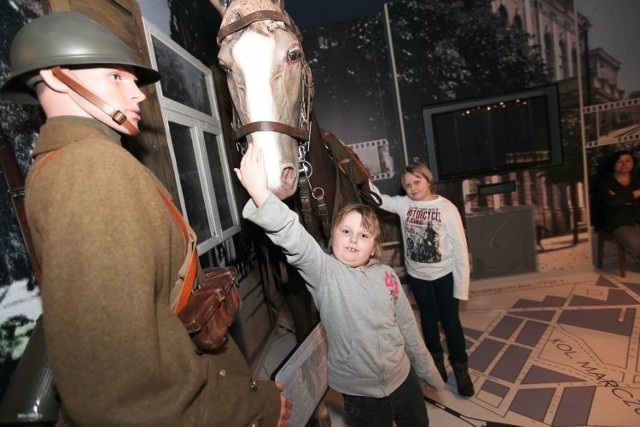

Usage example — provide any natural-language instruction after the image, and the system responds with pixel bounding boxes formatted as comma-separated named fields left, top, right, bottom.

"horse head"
left=210, top=1, right=379, bottom=344
left=211, top=0, right=313, bottom=200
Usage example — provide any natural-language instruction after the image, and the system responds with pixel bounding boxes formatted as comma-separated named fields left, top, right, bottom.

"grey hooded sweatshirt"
left=244, top=193, right=445, bottom=397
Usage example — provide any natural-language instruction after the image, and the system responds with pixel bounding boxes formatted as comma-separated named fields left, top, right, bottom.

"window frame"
left=143, top=19, right=240, bottom=253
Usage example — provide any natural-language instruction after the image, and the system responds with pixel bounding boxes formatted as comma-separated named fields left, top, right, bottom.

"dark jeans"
left=407, top=273, right=468, bottom=363
left=342, top=369, right=429, bottom=427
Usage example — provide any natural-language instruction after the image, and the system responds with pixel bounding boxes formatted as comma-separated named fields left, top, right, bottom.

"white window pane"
left=168, top=122, right=211, bottom=241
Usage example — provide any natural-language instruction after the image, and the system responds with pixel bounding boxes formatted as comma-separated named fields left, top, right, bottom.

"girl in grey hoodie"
left=235, top=144, right=444, bottom=426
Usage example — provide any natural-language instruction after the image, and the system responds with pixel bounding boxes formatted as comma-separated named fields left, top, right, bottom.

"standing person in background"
left=594, top=150, right=640, bottom=259
left=0, top=12, right=290, bottom=425
left=370, top=162, right=475, bottom=397
left=235, top=144, right=445, bottom=427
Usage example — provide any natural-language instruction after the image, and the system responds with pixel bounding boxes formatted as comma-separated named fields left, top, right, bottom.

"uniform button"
left=218, top=369, right=227, bottom=377
left=249, top=422, right=260, bottom=427
left=249, top=378, right=258, bottom=391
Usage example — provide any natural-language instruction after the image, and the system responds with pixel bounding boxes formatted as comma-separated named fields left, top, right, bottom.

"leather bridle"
left=217, top=10, right=314, bottom=150
left=218, top=8, right=333, bottom=238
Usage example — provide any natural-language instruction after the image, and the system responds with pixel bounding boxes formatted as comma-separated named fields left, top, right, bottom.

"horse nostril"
left=282, top=167, right=295, bottom=183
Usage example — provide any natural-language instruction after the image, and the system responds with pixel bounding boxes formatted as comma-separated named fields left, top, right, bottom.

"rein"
left=298, top=149, right=331, bottom=240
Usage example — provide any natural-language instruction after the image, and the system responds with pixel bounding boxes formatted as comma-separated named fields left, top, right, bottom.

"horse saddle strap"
left=232, top=121, right=309, bottom=142
left=298, top=175, right=314, bottom=230
left=316, top=191, right=331, bottom=239
left=360, top=187, right=383, bottom=206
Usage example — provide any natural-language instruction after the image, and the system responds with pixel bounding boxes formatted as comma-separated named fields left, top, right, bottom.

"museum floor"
left=257, top=233, right=640, bottom=426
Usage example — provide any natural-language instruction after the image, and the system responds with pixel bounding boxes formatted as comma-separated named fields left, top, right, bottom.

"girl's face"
left=402, top=172, right=432, bottom=201
left=331, top=211, right=376, bottom=269
left=614, top=154, right=635, bottom=175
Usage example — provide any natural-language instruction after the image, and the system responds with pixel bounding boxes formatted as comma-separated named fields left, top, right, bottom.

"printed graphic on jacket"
left=384, top=271, right=400, bottom=302
left=404, top=206, right=442, bottom=263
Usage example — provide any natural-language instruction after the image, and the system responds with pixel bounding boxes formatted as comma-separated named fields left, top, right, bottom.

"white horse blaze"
left=233, top=31, right=290, bottom=193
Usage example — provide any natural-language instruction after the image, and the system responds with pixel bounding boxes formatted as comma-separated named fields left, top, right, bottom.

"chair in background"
left=597, top=231, right=626, bottom=277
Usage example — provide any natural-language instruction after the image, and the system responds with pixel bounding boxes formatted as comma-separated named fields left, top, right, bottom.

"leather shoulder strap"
left=154, top=189, right=199, bottom=313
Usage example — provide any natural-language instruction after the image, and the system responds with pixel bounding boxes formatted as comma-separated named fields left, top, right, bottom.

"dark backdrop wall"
left=0, top=0, right=48, bottom=400
left=302, top=13, right=402, bottom=194
left=302, top=0, right=576, bottom=217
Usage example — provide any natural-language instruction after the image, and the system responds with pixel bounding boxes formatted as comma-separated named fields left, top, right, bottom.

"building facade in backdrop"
left=493, top=0, right=579, bottom=81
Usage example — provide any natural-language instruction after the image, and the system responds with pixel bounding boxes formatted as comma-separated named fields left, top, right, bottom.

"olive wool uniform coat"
left=25, top=117, right=280, bottom=426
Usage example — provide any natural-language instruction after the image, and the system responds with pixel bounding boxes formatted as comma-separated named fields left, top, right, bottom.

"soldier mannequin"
left=1, top=12, right=291, bottom=426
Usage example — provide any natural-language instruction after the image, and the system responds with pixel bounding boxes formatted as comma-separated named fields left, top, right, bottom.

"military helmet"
left=0, top=12, right=160, bottom=104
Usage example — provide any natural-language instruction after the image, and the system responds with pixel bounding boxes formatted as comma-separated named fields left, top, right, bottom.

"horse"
left=210, top=0, right=377, bottom=342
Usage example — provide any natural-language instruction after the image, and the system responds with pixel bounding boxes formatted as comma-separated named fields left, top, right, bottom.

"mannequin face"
left=48, top=66, right=146, bottom=135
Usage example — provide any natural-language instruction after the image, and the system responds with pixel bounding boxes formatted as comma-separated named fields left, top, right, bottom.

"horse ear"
left=209, top=0, right=228, bottom=16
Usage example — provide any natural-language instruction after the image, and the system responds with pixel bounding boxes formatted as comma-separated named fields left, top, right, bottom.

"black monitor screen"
left=423, top=84, right=562, bottom=181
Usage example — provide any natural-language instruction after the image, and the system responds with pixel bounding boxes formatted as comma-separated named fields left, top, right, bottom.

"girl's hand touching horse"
left=234, top=143, right=271, bottom=207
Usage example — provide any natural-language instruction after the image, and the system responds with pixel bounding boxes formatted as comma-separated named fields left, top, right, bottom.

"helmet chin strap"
left=51, top=66, right=140, bottom=136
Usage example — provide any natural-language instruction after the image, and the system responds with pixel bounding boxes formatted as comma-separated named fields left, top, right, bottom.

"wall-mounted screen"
left=423, top=84, right=563, bottom=182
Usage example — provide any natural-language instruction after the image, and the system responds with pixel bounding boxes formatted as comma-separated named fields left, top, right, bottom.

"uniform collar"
left=33, top=116, right=122, bottom=158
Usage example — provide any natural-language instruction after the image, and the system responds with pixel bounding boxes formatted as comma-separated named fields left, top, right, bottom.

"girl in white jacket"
left=370, top=162, right=475, bottom=397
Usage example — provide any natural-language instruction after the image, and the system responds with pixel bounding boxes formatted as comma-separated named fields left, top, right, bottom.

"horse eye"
left=219, top=62, right=231, bottom=74
left=287, top=49, right=301, bottom=63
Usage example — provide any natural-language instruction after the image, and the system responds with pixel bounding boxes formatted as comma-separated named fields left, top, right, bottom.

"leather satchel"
left=178, top=266, right=242, bottom=352
left=154, top=182, right=242, bottom=353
